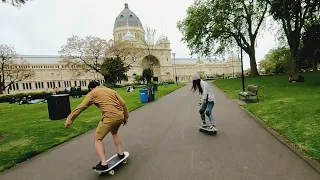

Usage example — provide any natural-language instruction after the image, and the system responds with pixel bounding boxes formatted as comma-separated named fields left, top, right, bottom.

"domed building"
left=2, top=3, right=241, bottom=95
left=112, top=3, right=174, bottom=82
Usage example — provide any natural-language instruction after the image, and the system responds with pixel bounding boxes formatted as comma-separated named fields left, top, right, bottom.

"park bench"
left=238, top=84, right=260, bottom=103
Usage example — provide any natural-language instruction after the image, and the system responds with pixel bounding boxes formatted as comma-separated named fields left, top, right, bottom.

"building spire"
left=124, top=1, right=128, bottom=8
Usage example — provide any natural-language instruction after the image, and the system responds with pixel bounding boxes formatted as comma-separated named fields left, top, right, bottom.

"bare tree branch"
left=0, top=44, right=34, bottom=94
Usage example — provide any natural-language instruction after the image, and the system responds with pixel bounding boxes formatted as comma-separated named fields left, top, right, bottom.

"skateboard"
left=198, top=125, right=217, bottom=135
left=94, top=151, right=129, bottom=175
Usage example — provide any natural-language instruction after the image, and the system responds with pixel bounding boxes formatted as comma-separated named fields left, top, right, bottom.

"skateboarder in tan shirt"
left=64, top=81, right=129, bottom=171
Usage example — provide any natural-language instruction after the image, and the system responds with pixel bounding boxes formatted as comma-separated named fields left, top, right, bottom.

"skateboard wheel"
left=109, top=170, right=115, bottom=176
left=123, top=159, right=128, bottom=164
left=98, top=172, right=102, bottom=175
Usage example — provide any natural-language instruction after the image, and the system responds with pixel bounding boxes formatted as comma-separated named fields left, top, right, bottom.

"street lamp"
left=172, top=52, right=178, bottom=86
left=235, top=7, right=245, bottom=92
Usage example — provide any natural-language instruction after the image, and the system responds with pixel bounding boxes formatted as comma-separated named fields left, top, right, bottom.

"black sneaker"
left=92, top=161, right=101, bottom=169
left=118, top=153, right=125, bottom=159
left=94, top=163, right=109, bottom=171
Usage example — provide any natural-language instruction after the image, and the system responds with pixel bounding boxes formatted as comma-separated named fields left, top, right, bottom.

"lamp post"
left=172, top=52, right=178, bottom=86
left=235, top=7, right=245, bottom=92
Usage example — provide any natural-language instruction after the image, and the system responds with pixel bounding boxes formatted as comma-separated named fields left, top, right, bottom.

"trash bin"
left=139, top=89, right=149, bottom=103
left=164, top=83, right=168, bottom=88
left=47, top=94, right=71, bottom=120
left=148, top=88, right=155, bottom=102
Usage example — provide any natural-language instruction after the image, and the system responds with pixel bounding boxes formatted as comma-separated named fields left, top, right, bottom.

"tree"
left=0, top=45, right=34, bottom=94
left=59, top=35, right=107, bottom=77
left=101, top=57, right=129, bottom=88
left=266, top=0, right=320, bottom=71
left=59, top=35, right=133, bottom=86
left=133, top=75, right=144, bottom=84
left=177, top=0, right=268, bottom=76
left=106, top=39, right=139, bottom=67
left=2, top=0, right=29, bottom=7
left=137, top=25, right=165, bottom=73
left=298, top=24, right=320, bottom=70
left=258, top=59, right=276, bottom=74
left=142, top=68, right=153, bottom=84
left=264, top=47, right=292, bottom=74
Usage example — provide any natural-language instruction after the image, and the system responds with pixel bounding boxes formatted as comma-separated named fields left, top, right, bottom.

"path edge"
left=213, top=83, right=320, bottom=175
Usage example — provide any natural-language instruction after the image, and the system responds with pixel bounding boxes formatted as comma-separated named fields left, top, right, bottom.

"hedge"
left=0, top=80, right=176, bottom=103
left=0, top=90, right=90, bottom=103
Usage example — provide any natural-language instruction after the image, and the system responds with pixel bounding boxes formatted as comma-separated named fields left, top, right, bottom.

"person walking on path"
left=191, top=73, right=216, bottom=129
left=64, top=80, right=129, bottom=171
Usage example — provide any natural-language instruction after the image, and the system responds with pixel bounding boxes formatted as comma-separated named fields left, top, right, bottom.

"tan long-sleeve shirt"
left=66, top=86, right=129, bottom=125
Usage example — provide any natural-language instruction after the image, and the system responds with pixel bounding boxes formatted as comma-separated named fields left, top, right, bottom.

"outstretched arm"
left=65, top=93, right=94, bottom=127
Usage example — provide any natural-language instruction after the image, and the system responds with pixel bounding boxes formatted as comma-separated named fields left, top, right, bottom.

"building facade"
left=4, top=3, right=241, bottom=95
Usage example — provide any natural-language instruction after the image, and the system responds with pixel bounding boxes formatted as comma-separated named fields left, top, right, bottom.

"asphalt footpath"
left=1, top=82, right=319, bottom=180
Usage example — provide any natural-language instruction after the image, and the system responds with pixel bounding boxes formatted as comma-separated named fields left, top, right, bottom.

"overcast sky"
left=0, top=0, right=280, bottom=69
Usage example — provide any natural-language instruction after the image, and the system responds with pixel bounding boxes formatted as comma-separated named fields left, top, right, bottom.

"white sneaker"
left=209, top=125, right=217, bottom=130
left=200, top=123, right=207, bottom=128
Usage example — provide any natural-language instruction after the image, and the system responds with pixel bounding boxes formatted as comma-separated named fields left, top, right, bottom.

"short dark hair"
left=88, top=81, right=100, bottom=90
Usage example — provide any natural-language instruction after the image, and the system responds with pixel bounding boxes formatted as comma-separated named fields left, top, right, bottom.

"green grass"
left=214, top=72, right=320, bottom=162
left=0, top=83, right=185, bottom=172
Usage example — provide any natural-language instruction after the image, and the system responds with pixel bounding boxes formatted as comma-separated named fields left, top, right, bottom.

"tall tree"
left=59, top=35, right=107, bottom=78
left=59, top=35, right=135, bottom=86
left=177, top=0, right=268, bottom=76
left=266, top=0, right=320, bottom=71
left=264, top=47, right=292, bottom=74
left=258, top=59, right=276, bottom=74
left=2, top=0, right=29, bottom=7
left=101, top=57, right=129, bottom=88
left=298, top=24, right=320, bottom=70
left=142, top=68, right=153, bottom=84
left=137, top=25, right=166, bottom=73
left=0, top=45, right=34, bottom=94
left=106, top=39, right=139, bottom=67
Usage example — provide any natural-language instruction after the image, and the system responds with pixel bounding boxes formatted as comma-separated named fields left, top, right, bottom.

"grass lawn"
left=0, top=83, right=185, bottom=172
left=214, top=72, right=320, bottom=162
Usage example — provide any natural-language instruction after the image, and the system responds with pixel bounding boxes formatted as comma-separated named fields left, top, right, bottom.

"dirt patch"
left=0, top=134, right=7, bottom=141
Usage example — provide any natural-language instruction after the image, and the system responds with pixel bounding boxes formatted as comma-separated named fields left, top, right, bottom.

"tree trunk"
left=248, top=44, right=259, bottom=76
left=249, top=55, right=259, bottom=76
left=104, top=75, right=116, bottom=88
left=287, top=31, right=301, bottom=72
left=290, top=47, right=300, bottom=72
left=0, top=82, right=4, bottom=94
left=313, top=50, right=320, bottom=71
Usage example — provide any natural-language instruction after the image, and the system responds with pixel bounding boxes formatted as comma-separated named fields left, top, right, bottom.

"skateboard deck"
left=94, top=151, right=129, bottom=175
left=198, top=125, right=217, bottom=135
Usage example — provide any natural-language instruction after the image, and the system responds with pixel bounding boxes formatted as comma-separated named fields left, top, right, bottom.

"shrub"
left=0, top=89, right=90, bottom=103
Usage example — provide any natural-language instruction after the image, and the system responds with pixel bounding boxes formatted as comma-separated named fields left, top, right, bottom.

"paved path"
left=1, top=83, right=319, bottom=180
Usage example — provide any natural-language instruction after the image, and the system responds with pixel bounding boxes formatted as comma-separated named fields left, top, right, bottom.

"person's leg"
left=94, top=138, right=107, bottom=165
left=205, top=101, right=215, bottom=126
left=112, top=133, right=123, bottom=155
left=199, top=102, right=207, bottom=126
left=92, top=120, right=111, bottom=170
left=110, top=120, right=124, bottom=159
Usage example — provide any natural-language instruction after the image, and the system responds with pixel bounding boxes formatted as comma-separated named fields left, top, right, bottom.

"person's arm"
left=200, top=82, right=208, bottom=103
left=65, top=92, right=94, bottom=127
left=115, top=92, right=129, bottom=120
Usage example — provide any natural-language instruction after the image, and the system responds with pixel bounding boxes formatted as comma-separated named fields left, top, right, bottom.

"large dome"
left=114, top=3, right=143, bottom=29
